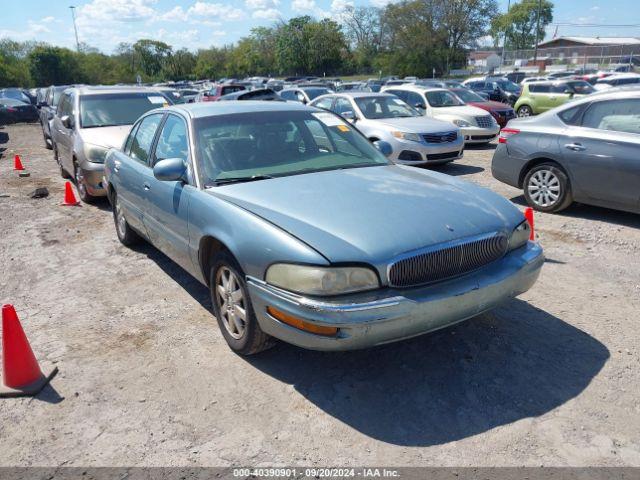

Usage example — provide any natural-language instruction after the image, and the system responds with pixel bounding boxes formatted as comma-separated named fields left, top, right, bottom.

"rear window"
left=79, top=92, right=168, bottom=128
left=221, top=86, right=246, bottom=95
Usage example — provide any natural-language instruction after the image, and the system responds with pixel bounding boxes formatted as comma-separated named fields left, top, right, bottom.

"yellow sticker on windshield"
left=336, top=125, right=350, bottom=132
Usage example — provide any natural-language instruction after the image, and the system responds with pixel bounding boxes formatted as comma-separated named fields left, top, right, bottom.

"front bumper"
left=247, top=242, right=544, bottom=351
left=461, top=126, right=500, bottom=144
left=79, top=161, right=107, bottom=197
left=388, top=137, right=464, bottom=165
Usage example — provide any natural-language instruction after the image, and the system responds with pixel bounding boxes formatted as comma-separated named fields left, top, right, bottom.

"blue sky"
left=1, top=0, right=638, bottom=53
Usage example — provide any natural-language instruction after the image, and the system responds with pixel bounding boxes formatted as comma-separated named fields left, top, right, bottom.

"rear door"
left=561, top=98, right=640, bottom=211
left=118, top=113, right=164, bottom=234
left=54, top=92, right=74, bottom=172
left=142, top=113, right=194, bottom=272
left=547, top=83, right=572, bottom=110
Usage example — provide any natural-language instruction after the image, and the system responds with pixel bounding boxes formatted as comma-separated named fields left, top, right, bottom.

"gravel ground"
left=0, top=123, right=639, bottom=467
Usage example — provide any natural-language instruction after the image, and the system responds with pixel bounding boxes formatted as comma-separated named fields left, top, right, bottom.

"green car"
left=514, top=80, right=595, bottom=117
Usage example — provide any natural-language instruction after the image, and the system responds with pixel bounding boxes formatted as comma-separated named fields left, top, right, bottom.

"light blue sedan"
left=104, top=101, right=543, bottom=355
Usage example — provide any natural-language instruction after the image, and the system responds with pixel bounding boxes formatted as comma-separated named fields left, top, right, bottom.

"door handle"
left=564, top=143, right=586, bottom=151
left=113, top=160, right=121, bottom=173
left=143, top=182, right=151, bottom=191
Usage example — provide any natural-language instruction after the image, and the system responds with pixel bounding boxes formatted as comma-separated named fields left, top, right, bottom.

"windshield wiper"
left=210, top=174, right=275, bottom=186
left=82, top=123, right=124, bottom=129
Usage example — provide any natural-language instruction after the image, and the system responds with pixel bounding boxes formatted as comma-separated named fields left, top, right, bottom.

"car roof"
left=163, top=100, right=315, bottom=119
left=385, top=84, right=447, bottom=93
left=68, top=86, right=168, bottom=96
left=331, top=91, right=394, bottom=99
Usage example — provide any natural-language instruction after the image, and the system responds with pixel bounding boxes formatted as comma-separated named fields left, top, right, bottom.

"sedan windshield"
left=425, top=90, right=465, bottom=107
left=195, top=110, right=389, bottom=186
left=80, top=93, right=168, bottom=128
left=354, top=96, right=419, bottom=119
left=450, top=88, right=486, bottom=103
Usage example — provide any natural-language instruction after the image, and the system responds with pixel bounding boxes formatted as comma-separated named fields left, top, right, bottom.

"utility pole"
left=500, top=0, right=511, bottom=72
left=532, top=0, right=542, bottom=65
left=69, top=6, right=80, bottom=52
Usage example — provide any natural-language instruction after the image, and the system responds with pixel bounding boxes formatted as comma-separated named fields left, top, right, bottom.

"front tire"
left=112, top=190, right=140, bottom=246
left=209, top=251, right=274, bottom=355
left=517, top=105, right=533, bottom=117
left=523, top=163, right=573, bottom=213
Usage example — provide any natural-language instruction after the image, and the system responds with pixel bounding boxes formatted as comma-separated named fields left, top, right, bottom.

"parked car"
left=383, top=85, right=500, bottom=144
left=266, top=80, right=285, bottom=92
left=39, top=85, right=71, bottom=149
left=104, top=101, right=543, bottom=355
left=492, top=89, right=640, bottom=214
left=337, top=82, right=368, bottom=92
left=449, top=88, right=515, bottom=128
left=197, top=84, right=247, bottom=102
left=594, top=73, right=640, bottom=90
left=520, top=77, right=548, bottom=85
left=218, top=88, right=283, bottom=101
left=50, top=86, right=173, bottom=203
left=365, top=79, right=384, bottom=92
left=0, top=88, right=32, bottom=104
left=514, top=80, right=595, bottom=117
left=463, top=78, right=521, bottom=105
left=310, top=92, right=464, bottom=165
left=279, top=86, right=333, bottom=104
left=0, top=98, right=39, bottom=124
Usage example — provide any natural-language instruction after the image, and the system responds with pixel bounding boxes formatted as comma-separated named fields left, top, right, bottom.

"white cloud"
left=253, top=8, right=282, bottom=19
left=187, top=2, right=245, bottom=21
left=331, top=0, right=353, bottom=12
left=76, top=0, right=158, bottom=26
left=369, top=0, right=398, bottom=6
left=590, top=5, right=600, bottom=11
left=154, top=6, right=189, bottom=22
left=246, top=0, right=280, bottom=9
left=291, top=0, right=317, bottom=13
left=40, top=16, right=56, bottom=24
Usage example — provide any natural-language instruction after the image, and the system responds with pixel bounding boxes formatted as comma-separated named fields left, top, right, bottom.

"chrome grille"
left=475, top=115, right=494, bottom=128
left=422, top=131, right=458, bottom=143
left=388, top=233, right=508, bottom=288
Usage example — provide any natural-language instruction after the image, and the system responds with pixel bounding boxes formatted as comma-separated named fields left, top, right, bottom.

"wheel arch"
left=518, top=157, right=569, bottom=188
left=199, top=236, right=236, bottom=287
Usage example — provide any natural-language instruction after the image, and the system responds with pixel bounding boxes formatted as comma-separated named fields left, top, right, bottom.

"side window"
left=582, top=99, right=640, bottom=134
left=406, top=91, right=423, bottom=107
left=387, top=89, right=407, bottom=102
left=558, top=104, right=583, bottom=126
left=129, top=114, right=163, bottom=165
left=333, top=98, right=354, bottom=116
left=154, top=115, right=189, bottom=165
left=314, top=96, right=334, bottom=110
left=57, top=94, right=69, bottom=116
left=124, top=123, right=141, bottom=155
left=280, top=90, right=294, bottom=100
left=551, top=83, right=569, bottom=93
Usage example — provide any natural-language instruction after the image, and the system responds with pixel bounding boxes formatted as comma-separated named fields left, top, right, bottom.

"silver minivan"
left=51, top=86, right=172, bottom=202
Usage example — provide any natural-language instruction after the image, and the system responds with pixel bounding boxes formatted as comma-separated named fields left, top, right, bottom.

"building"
left=467, top=51, right=502, bottom=72
left=537, top=37, right=640, bottom=49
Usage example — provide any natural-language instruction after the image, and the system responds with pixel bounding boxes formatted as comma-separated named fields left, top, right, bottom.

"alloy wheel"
left=518, top=106, right=532, bottom=117
left=527, top=169, right=560, bottom=208
left=115, top=196, right=127, bottom=239
left=215, top=267, right=247, bottom=340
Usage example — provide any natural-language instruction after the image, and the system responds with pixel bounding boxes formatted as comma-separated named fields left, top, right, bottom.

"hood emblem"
left=441, top=135, right=449, bottom=142
left=445, top=224, right=455, bottom=232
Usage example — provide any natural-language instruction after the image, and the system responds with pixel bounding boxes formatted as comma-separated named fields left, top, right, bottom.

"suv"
left=50, top=86, right=173, bottom=202
left=39, top=85, right=71, bottom=149
left=514, top=80, right=595, bottom=117
left=196, top=84, right=246, bottom=102
left=463, top=78, right=521, bottom=105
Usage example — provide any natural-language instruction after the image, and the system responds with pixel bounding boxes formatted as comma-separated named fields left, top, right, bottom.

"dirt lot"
left=1, top=123, right=639, bottom=467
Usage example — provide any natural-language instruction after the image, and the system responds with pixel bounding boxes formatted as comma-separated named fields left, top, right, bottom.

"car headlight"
left=453, top=119, right=471, bottom=127
left=391, top=131, right=422, bottom=142
left=266, top=264, right=380, bottom=296
left=508, top=220, right=531, bottom=251
left=83, top=143, right=108, bottom=164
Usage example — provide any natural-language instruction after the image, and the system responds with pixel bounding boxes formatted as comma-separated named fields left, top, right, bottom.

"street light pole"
left=500, top=0, right=511, bottom=72
left=533, top=0, right=542, bottom=65
left=69, top=6, right=80, bottom=52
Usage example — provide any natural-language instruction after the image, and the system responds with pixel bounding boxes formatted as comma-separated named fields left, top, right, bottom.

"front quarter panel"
left=188, top=189, right=331, bottom=284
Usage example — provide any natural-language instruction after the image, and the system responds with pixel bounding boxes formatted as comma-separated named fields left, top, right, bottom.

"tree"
left=132, top=39, right=172, bottom=78
left=341, top=6, right=384, bottom=72
left=28, top=46, right=83, bottom=85
left=490, top=0, right=554, bottom=50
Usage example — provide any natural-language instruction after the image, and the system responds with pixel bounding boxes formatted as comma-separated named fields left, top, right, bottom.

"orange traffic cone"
left=14, top=155, right=24, bottom=171
left=1, top=305, right=58, bottom=397
left=524, top=207, right=535, bottom=240
left=61, top=181, right=80, bottom=206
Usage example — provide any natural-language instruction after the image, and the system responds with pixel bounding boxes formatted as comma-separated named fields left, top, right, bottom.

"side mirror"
left=373, top=140, right=392, bottom=157
left=153, top=157, right=187, bottom=182
left=414, top=102, right=426, bottom=110
left=341, top=110, right=356, bottom=121
left=61, top=115, right=73, bottom=129
left=564, top=89, right=574, bottom=96
left=37, top=101, right=48, bottom=108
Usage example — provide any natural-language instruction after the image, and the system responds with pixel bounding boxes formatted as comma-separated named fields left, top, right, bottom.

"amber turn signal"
left=267, top=307, right=338, bottom=336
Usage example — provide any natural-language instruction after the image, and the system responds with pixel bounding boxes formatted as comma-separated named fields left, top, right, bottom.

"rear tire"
left=112, top=190, right=141, bottom=246
left=209, top=251, right=275, bottom=355
left=43, top=130, right=52, bottom=150
left=523, top=163, right=573, bottom=213
left=517, top=105, right=533, bottom=117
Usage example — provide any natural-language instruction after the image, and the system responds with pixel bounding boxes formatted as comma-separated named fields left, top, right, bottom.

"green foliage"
left=490, top=0, right=554, bottom=50
left=28, top=46, right=83, bottom=86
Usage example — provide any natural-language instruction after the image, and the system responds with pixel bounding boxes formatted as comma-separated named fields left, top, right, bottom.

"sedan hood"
left=79, top=125, right=132, bottom=149
left=373, top=116, right=457, bottom=133
left=471, top=100, right=512, bottom=111
left=208, top=165, right=523, bottom=263
left=434, top=105, right=490, bottom=119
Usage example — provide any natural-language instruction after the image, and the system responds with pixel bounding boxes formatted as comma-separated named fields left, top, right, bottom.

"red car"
left=196, top=84, right=246, bottom=102
left=449, top=88, right=515, bottom=128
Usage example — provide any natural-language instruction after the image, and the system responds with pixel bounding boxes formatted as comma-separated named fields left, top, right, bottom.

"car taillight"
left=498, top=128, right=520, bottom=144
